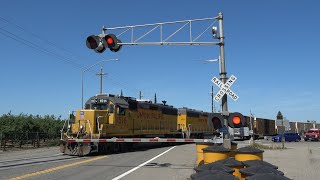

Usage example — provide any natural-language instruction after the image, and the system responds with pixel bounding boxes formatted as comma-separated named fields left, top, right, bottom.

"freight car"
left=60, top=94, right=215, bottom=156
left=243, top=116, right=320, bottom=139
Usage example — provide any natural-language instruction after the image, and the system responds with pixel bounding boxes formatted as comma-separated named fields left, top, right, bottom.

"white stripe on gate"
left=66, top=138, right=212, bottom=143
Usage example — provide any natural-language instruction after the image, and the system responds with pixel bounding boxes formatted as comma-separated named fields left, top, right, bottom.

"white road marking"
left=112, top=146, right=176, bottom=180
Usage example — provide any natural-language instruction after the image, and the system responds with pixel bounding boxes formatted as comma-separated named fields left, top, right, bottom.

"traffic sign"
left=211, top=75, right=239, bottom=102
left=276, top=119, right=290, bottom=128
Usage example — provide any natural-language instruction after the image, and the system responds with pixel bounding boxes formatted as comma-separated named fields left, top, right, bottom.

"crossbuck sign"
left=211, top=75, right=239, bottom=102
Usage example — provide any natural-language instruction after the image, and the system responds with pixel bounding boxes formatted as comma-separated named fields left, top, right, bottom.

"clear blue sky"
left=0, top=0, right=319, bottom=121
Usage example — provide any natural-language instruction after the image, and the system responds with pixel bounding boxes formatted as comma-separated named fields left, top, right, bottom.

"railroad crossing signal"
left=102, top=34, right=122, bottom=52
left=86, top=35, right=106, bottom=53
left=211, top=75, right=239, bottom=102
left=209, top=113, right=224, bottom=130
left=86, top=34, right=122, bottom=53
left=228, top=112, right=246, bottom=128
left=209, top=112, right=246, bottom=130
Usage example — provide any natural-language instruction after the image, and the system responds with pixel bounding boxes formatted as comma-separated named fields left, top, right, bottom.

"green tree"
left=277, top=111, right=283, bottom=120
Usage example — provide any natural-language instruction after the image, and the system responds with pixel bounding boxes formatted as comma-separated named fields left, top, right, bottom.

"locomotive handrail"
left=60, top=118, right=70, bottom=140
left=60, top=119, right=67, bottom=140
left=86, top=120, right=92, bottom=139
left=96, top=116, right=105, bottom=137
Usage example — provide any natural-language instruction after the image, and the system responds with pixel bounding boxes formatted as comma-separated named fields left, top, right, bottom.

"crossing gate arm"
left=65, top=137, right=223, bottom=143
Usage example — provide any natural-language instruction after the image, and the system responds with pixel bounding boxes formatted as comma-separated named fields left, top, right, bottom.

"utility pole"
left=96, top=65, right=107, bottom=94
left=139, top=91, right=143, bottom=99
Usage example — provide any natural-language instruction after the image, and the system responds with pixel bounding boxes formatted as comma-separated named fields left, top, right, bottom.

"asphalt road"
left=1, top=140, right=320, bottom=180
left=0, top=144, right=196, bottom=180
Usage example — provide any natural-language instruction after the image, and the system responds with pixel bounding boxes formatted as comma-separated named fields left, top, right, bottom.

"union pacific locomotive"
left=60, top=93, right=320, bottom=156
left=60, top=94, right=217, bottom=155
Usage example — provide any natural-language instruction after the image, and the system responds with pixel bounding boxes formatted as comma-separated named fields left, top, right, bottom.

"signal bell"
left=228, top=112, right=246, bottom=128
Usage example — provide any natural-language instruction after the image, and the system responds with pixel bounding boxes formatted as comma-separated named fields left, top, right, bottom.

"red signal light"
left=102, top=34, right=122, bottom=52
left=107, top=37, right=114, bottom=45
left=228, top=112, right=245, bottom=128
left=232, top=116, right=241, bottom=125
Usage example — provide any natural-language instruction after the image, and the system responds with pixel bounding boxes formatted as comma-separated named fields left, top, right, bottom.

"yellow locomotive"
left=60, top=93, right=214, bottom=155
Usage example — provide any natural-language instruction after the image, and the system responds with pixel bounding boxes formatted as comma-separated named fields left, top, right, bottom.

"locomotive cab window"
left=92, top=103, right=108, bottom=110
left=118, top=105, right=126, bottom=116
left=109, top=104, right=114, bottom=113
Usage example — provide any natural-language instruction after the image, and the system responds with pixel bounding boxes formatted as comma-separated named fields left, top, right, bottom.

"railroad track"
left=0, top=153, right=83, bottom=169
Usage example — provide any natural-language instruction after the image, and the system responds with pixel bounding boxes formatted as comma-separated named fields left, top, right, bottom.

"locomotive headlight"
left=80, top=125, right=83, bottom=129
left=68, top=124, right=71, bottom=129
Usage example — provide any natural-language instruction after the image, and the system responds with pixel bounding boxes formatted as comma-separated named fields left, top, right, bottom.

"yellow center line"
left=8, top=156, right=108, bottom=180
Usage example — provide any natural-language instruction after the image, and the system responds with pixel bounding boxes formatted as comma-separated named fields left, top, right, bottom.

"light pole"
left=203, top=57, right=219, bottom=113
left=81, top=59, right=119, bottom=109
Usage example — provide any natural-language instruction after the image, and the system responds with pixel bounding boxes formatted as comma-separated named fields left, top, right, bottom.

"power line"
left=0, top=20, right=143, bottom=96
left=0, top=27, right=84, bottom=69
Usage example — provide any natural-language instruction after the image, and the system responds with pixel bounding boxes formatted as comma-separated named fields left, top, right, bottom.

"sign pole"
left=282, top=119, right=285, bottom=149
left=217, top=12, right=231, bottom=148
left=211, top=85, right=214, bottom=113
left=218, top=12, right=228, bottom=114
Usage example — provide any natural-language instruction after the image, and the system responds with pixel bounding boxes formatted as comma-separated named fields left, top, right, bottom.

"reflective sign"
left=211, top=75, right=239, bottom=102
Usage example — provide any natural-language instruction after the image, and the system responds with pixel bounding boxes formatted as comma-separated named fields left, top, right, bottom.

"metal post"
left=211, top=85, right=214, bottom=113
left=218, top=12, right=230, bottom=145
left=249, top=114, right=252, bottom=145
left=282, top=119, right=285, bottom=149
left=100, top=66, right=103, bottom=94
left=218, top=12, right=228, bottom=113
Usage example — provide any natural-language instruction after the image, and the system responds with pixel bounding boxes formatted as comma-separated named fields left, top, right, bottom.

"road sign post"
left=276, top=119, right=289, bottom=149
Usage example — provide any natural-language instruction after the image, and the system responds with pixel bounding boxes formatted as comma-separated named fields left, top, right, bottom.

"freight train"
left=60, top=94, right=216, bottom=156
left=243, top=116, right=320, bottom=139
left=60, top=93, right=319, bottom=156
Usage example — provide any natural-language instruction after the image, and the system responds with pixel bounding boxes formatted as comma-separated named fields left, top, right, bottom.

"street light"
left=202, top=57, right=219, bottom=64
left=81, top=59, right=119, bottom=109
left=203, top=56, right=219, bottom=113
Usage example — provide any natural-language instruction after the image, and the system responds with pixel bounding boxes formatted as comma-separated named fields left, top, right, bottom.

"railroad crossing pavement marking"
left=112, top=146, right=176, bottom=180
left=8, top=155, right=108, bottom=180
